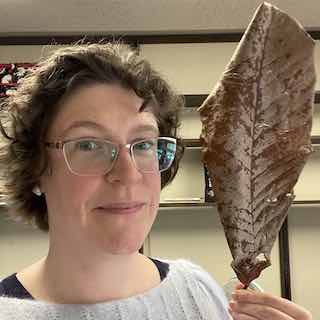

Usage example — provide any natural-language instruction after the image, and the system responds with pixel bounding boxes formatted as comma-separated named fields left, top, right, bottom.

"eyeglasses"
left=44, top=137, right=177, bottom=176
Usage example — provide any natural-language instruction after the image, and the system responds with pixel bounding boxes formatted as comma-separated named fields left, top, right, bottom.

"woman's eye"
left=135, top=140, right=155, bottom=151
left=76, top=140, right=101, bottom=151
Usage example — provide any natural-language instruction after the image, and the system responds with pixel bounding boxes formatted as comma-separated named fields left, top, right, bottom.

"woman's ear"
left=38, top=164, right=53, bottom=195
left=32, top=185, right=42, bottom=196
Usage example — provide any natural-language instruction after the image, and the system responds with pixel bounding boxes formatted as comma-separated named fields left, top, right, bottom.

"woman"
left=0, top=43, right=312, bottom=319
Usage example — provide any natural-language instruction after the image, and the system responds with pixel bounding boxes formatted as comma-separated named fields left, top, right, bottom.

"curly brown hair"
left=0, top=41, right=185, bottom=231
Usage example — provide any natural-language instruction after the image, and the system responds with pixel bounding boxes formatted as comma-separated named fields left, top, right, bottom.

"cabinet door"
left=316, top=41, right=320, bottom=91
left=288, top=205, right=320, bottom=320
left=140, top=43, right=238, bottom=94
left=148, top=206, right=282, bottom=296
left=160, top=147, right=204, bottom=204
left=294, top=145, right=320, bottom=201
left=140, top=41, right=320, bottom=93
left=179, top=100, right=319, bottom=139
left=312, top=101, right=320, bottom=136
left=0, top=211, right=49, bottom=279
left=178, top=108, right=202, bottom=140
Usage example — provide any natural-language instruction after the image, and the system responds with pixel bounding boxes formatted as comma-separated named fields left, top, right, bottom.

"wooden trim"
left=183, top=139, right=202, bottom=148
left=312, top=136, right=320, bottom=144
left=135, top=33, right=244, bottom=44
left=0, top=35, right=136, bottom=46
left=309, top=30, right=320, bottom=40
left=278, top=217, right=292, bottom=300
left=1, top=29, right=319, bottom=45
left=0, top=33, right=245, bottom=45
left=184, top=95, right=207, bottom=108
left=291, top=200, right=320, bottom=205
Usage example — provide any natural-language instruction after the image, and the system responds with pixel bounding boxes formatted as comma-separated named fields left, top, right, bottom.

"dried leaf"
left=198, top=2, right=316, bottom=287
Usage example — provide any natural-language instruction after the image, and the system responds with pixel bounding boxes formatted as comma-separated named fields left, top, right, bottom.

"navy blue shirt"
left=0, top=257, right=169, bottom=300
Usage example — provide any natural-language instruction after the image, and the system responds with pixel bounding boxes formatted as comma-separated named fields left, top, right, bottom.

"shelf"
left=160, top=200, right=320, bottom=208
left=183, top=91, right=320, bottom=108
left=181, top=92, right=320, bottom=140
left=1, top=201, right=318, bottom=210
left=160, top=202, right=214, bottom=208
left=182, top=139, right=202, bottom=148
left=312, top=136, right=320, bottom=144
left=183, top=137, right=320, bottom=148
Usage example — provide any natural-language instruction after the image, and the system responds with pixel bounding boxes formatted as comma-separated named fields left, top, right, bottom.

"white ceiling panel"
left=0, top=1, right=319, bottom=36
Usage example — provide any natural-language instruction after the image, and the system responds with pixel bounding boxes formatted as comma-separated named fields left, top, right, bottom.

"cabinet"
left=0, top=212, right=49, bottom=278
left=288, top=204, right=320, bottom=316
left=0, top=39, right=319, bottom=317
left=141, top=42, right=320, bottom=307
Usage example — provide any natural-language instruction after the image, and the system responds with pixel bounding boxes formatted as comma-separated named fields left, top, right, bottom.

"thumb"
left=234, top=282, right=245, bottom=290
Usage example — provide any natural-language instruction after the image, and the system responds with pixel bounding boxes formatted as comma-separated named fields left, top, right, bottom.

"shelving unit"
left=0, top=32, right=319, bottom=311
left=148, top=39, right=320, bottom=300
left=160, top=92, right=320, bottom=207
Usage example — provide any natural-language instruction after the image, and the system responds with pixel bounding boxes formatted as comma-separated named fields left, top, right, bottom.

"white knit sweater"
left=0, top=259, right=231, bottom=320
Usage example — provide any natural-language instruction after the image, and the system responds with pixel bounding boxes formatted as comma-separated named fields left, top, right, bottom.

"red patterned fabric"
left=0, top=63, right=34, bottom=97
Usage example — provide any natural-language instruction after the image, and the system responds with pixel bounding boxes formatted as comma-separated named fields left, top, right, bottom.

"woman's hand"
left=228, top=283, right=312, bottom=320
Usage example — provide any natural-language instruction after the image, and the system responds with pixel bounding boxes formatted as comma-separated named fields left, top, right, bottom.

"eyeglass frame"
left=44, top=136, right=177, bottom=176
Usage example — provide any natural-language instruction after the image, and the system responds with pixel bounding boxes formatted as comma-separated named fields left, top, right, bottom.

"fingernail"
left=228, top=307, right=236, bottom=315
left=233, top=289, right=246, bottom=297
left=229, top=300, right=237, bottom=308
left=231, top=292, right=239, bottom=300
left=229, top=309, right=239, bottom=318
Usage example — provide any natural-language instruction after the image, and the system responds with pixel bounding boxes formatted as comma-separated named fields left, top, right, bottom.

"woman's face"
left=40, top=83, right=161, bottom=256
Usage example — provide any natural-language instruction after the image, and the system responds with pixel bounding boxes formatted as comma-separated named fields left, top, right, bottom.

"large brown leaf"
left=198, top=2, right=316, bottom=287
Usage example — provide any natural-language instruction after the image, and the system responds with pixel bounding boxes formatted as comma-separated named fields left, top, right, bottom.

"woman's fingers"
left=228, top=308, right=256, bottom=320
left=229, top=298, right=295, bottom=320
left=234, top=282, right=245, bottom=290
left=229, top=289, right=312, bottom=320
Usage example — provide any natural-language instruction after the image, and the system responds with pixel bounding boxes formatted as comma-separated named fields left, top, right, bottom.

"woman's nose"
left=104, top=146, right=142, bottom=184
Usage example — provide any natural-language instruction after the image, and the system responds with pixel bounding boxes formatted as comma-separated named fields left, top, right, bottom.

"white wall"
left=140, top=41, right=320, bottom=93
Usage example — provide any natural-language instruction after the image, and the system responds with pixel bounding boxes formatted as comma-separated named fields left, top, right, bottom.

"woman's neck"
left=16, top=250, right=160, bottom=304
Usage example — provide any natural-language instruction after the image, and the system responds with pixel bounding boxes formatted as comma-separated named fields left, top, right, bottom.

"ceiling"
left=1, top=1, right=319, bottom=36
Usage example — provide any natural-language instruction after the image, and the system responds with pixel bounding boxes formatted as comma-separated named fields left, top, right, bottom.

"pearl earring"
left=32, top=185, right=42, bottom=196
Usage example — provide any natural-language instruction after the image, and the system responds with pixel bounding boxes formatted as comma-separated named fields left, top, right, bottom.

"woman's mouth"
left=96, top=203, right=145, bottom=215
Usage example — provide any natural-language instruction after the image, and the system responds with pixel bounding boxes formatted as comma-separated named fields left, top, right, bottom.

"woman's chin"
left=97, top=237, right=145, bottom=256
